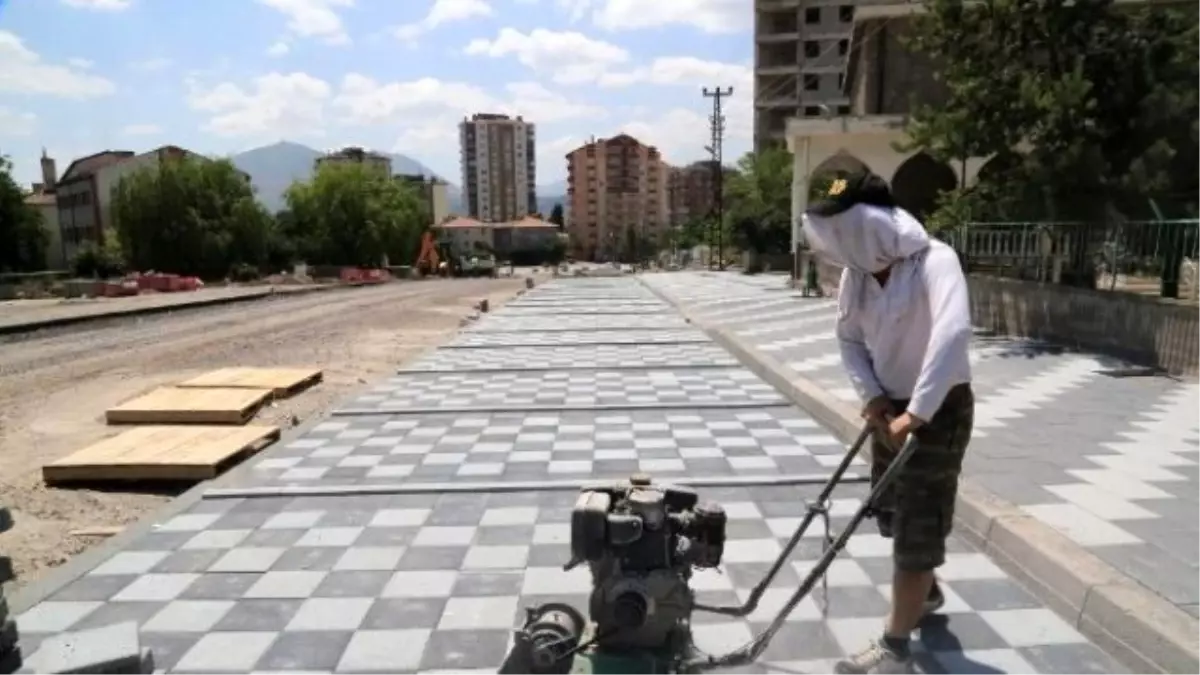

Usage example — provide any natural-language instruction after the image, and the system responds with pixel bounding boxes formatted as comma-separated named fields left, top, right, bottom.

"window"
left=803, top=74, right=820, bottom=91
left=837, top=39, right=849, bottom=56
left=837, top=105, right=851, bottom=115
left=839, top=5, right=854, bottom=22
left=804, top=6, right=820, bottom=24
left=837, top=73, right=846, bottom=90
left=803, top=41, right=820, bottom=58
left=803, top=106, right=822, bottom=117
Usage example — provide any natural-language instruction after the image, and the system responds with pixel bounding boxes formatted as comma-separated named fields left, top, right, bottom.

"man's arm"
left=835, top=270, right=886, bottom=403
left=907, top=246, right=973, bottom=422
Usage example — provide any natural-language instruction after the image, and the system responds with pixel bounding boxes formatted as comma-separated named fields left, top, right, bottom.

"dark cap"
left=806, top=170, right=896, bottom=217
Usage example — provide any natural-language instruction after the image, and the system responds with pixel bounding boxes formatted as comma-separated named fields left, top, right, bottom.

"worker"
left=801, top=171, right=974, bottom=674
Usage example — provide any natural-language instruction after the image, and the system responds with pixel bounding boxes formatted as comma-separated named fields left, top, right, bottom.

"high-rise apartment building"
left=565, top=134, right=668, bottom=261
left=459, top=113, right=536, bottom=222
left=667, top=160, right=727, bottom=226
left=754, top=0, right=860, bottom=149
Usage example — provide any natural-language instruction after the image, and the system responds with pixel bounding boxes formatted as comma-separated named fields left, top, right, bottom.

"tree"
left=283, top=162, right=426, bottom=267
left=548, top=203, right=565, bottom=229
left=111, top=156, right=276, bottom=278
left=0, top=155, right=49, bottom=272
left=902, top=0, right=1199, bottom=224
left=724, top=147, right=793, bottom=254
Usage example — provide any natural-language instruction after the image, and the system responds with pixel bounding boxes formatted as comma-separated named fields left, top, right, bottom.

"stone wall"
left=804, top=254, right=1199, bottom=376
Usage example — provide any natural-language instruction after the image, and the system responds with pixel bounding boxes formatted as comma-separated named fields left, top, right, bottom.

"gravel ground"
left=0, top=278, right=524, bottom=590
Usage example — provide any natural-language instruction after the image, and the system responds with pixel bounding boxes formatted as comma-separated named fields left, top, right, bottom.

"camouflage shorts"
left=869, top=384, right=974, bottom=572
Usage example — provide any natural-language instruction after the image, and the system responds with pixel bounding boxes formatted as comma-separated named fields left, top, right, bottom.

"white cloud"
left=185, top=69, right=605, bottom=175
left=599, top=56, right=752, bottom=91
left=574, top=105, right=751, bottom=168
left=257, top=0, right=354, bottom=45
left=129, top=57, right=172, bottom=72
left=185, top=72, right=333, bottom=137
left=0, top=107, right=37, bottom=137
left=464, top=27, right=628, bottom=85
left=0, top=31, right=116, bottom=98
left=68, top=58, right=95, bottom=69
left=564, top=0, right=748, bottom=33
left=121, top=123, right=162, bottom=136
left=333, top=74, right=496, bottom=126
left=394, top=0, right=493, bottom=43
left=267, top=41, right=291, bottom=57
left=60, top=0, right=133, bottom=10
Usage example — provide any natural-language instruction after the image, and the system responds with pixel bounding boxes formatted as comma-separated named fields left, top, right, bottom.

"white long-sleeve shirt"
left=835, top=239, right=973, bottom=422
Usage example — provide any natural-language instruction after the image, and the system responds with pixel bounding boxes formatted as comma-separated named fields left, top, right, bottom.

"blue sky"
left=0, top=0, right=752, bottom=188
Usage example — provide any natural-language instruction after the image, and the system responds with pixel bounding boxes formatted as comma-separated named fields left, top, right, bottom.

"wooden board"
left=106, top=386, right=272, bottom=425
left=178, top=367, right=324, bottom=398
left=43, top=425, right=281, bottom=484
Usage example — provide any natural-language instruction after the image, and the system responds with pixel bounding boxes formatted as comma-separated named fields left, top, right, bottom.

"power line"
left=703, top=86, right=733, bottom=271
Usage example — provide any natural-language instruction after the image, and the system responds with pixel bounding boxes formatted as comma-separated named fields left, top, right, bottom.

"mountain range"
left=227, top=141, right=566, bottom=217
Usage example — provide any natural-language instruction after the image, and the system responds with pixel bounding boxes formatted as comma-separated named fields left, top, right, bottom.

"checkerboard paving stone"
left=445, top=328, right=711, bottom=348
left=644, top=270, right=1200, bottom=620
left=339, top=368, right=786, bottom=413
left=15, top=484, right=1125, bottom=673
left=403, top=342, right=739, bottom=372
left=224, top=407, right=858, bottom=488
left=468, top=312, right=689, bottom=332
left=506, top=298, right=666, bottom=307
left=497, top=304, right=669, bottom=315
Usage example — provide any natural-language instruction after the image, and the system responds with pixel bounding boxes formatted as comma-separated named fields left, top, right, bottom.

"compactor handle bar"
left=682, top=426, right=921, bottom=673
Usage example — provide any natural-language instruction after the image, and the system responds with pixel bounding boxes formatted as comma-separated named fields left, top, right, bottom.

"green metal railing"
left=941, top=219, right=1200, bottom=298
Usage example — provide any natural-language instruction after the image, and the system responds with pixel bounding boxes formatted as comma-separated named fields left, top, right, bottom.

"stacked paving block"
left=1, top=506, right=20, bottom=675
left=0, top=509, right=152, bottom=674
left=24, top=622, right=154, bottom=674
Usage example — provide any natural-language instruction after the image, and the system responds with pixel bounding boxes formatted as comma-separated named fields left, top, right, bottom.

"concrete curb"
left=639, top=275, right=1200, bottom=675
left=0, top=283, right=351, bottom=336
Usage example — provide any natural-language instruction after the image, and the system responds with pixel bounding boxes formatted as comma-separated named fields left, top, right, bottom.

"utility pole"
left=703, top=86, right=733, bottom=271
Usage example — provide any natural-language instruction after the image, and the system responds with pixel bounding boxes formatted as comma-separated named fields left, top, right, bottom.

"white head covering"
left=802, top=203, right=931, bottom=274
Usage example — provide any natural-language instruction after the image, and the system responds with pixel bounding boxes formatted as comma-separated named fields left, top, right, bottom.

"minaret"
left=40, top=148, right=57, bottom=192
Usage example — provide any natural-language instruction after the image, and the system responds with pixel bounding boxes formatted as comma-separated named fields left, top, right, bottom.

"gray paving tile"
left=10, top=276, right=1135, bottom=674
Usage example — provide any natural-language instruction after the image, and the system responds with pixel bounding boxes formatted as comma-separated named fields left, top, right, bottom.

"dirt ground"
left=0, top=278, right=525, bottom=590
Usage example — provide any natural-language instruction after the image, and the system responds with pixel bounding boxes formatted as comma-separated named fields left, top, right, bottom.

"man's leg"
left=869, top=415, right=943, bottom=615
left=836, top=386, right=973, bottom=675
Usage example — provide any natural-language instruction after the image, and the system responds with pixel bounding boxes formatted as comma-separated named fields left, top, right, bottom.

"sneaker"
left=833, top=639, right=914, bottom=674
left=923, top=579, right=945, bottom=616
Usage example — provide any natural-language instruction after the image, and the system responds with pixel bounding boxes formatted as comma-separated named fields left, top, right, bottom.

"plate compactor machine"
left=499, top=426, right=919, bottom=674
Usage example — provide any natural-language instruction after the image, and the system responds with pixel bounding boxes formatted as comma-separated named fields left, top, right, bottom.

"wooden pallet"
left=106, top=387, right=272, bottom=425
left=177, top=367, right=324, bottom=398
left=43, top=425, right=281, bottom=484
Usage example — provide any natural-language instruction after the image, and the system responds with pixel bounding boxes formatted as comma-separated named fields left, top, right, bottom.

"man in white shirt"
left=802, top=171, right=975, bottom=674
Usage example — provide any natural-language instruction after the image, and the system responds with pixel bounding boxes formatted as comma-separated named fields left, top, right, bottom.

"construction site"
left=0, top=276, right=526, bottom=591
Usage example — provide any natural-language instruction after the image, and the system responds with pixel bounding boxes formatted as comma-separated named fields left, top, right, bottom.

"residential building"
left=754, top=0, right=863, bottom=150
left=432, top=216, right=560, bottom=258
left=493, top=216, right=560, bottom=257
left=396, top=174, right=450, bottom=226
left=24, top=150, right=64, bottom=270
left=565, top=134, right=669, bottom=261
left=434, top=216, right=495, bottom=256
left=56, top=145, right=245, bottom=263
left=459, top=113, right=536, bottom=222
left=314, top=146, right=392, bottom=175
left=55, top=149, right=135, bottom=263
left=667, top=160, right=726, bottom=226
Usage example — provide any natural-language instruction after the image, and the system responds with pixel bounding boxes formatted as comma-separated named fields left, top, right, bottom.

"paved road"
left=11, top=277, right=1126, bottom=673
left=643, top=271, right=1200, bottom=623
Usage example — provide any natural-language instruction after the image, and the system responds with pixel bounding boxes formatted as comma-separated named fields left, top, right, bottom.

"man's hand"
left=884, top=412, right=924, bottom=452
left=861, top=395, right=891, bottom=429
